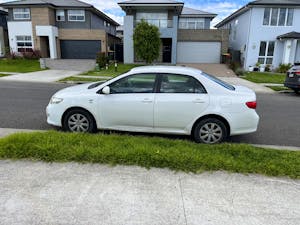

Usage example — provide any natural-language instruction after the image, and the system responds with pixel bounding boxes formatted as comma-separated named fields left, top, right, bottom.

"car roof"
left=129, top=65, right=203, bottom=76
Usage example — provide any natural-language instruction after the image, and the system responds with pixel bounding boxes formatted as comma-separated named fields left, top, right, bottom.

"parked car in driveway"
left=47, top=66, right=259, bottom=144
left=284, top=64, right=300, bottom=94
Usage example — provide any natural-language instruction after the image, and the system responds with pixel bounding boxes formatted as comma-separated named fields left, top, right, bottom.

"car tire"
left=293, top=89, right=300, bottom=94
left=193, top=118, right=228, bottom=144
left=63, top=109, right=96, bottom=133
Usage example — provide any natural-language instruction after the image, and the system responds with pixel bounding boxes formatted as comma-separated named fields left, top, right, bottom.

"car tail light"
left=295, top=71, right=300, bottom=75
left=246, top=101, right=257, bottom=109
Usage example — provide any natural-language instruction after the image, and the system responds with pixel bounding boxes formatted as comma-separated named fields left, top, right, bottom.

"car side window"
left=159, top=74, right=206, bottom=93
left=109, top=74, right=156, bottom=94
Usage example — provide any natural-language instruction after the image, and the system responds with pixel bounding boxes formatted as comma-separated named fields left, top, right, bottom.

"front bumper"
left=46, top=104, right=64, bottom=127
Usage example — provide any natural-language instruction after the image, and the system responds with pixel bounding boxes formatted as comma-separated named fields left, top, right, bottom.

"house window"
left=136, top=12, right=169, bottom=28
left=258, top=41, right=275, bottom=64
left=13, top=8, right=30, bottom=20
left=68, top=10, right=85, bottom=22
left=263, top=8, right=293, bottom=26
left=16, top=36, right=32, bottom=52
left=179, top=18, right=204, bottom=29
left=56, top=10, right=65, bottom=21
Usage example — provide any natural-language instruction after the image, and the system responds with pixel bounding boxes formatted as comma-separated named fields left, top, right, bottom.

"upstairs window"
left=68, top=10, right=85, bottom=22
left=179, top=18, right=205, bottom=29
left=56, top=10, right=65, bottom=21
left=13, top=8, right=30, bottom=20
left=263, top=8, right=293, bottom=26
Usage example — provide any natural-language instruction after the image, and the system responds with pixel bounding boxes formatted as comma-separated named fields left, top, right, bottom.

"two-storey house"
left=0, top=8, right=8, bottom=57
left=1, top=0, right=119, bottom=59
left=118, top=0, right=229, bottom=64
left=216, top=0, right=300, bottom=70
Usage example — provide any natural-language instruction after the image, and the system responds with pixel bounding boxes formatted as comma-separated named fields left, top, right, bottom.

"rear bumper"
left=229, top=111, right=259, bottom=136
left=284, top=82, right=300, bottom=90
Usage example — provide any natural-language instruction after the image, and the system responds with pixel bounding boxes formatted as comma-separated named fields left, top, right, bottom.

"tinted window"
left=109, top=74, right=156, bottom=94
left=202, top=73, right=235, bottom=91
left=159, top=74, right=206, bottom=93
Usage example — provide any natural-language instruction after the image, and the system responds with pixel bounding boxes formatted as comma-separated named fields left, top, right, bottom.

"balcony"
left=135, top=19, right=173, bottom=28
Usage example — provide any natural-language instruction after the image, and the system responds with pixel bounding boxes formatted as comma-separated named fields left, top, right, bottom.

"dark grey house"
left=1, top=0, right=119, bottom=59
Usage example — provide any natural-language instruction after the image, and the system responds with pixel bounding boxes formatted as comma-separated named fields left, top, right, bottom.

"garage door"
left=60, top=40, right=101, bottom=59
left=177, top=42, right=221, bottom=63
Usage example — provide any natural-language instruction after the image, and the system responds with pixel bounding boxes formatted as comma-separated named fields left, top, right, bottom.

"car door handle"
left=142, top=98, right=153, bottom=103
left=193, top=99, right=205, bottom=103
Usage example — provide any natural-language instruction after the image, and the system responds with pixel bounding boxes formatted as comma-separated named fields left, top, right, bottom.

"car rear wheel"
left=193, top=118, right=228, bottom=144
left=63, top=109, right=96, bottom=133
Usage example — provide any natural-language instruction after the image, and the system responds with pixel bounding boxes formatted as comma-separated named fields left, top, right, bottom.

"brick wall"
left=177, top=29, right=229, bottom=53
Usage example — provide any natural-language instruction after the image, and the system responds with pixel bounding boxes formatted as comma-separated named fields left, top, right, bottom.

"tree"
left=133, top=20, right=161, bottom=64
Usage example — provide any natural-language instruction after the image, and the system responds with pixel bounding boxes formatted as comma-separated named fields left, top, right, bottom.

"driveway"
left=0, top=160, right=299, bottom=225
left=0, top=70, right=80, bottom=83
left=179, top=63, right=236, bottom=77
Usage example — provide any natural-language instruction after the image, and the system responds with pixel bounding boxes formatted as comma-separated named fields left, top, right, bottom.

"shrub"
left=229, top=61, right=240, bottom=72
left=235, top=68, right=245, bottom=76
left=96, top=52, right=108, bottom=69
left=276, top=63, right=292, bottom=73
left=265, top=64, right=271, bottom=72
left=22, top=49, right=41, bottom=59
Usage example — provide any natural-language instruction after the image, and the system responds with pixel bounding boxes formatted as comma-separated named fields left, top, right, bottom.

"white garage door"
left=177, top=42, right=221, bottom=63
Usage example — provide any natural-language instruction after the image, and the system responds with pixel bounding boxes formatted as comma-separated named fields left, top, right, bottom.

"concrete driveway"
left=0, top=70, right=80, bottom=83
left=0, top=160, right=299, bottom=225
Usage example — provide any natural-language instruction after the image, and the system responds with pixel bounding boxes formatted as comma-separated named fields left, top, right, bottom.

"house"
left=0, top=0, right=119, bottom=59
left=118, top=0, right=229, bottom=64
left=216, top=0, right=300, bottom=70
left=0, top=8, right=8, bottom=57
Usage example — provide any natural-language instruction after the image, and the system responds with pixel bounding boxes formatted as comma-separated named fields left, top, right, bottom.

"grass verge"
left=0, top=131, right=299, bottom=179
left=0, top=73, right=10, bottom=77
left=266, top=86, right=290, bottom=92
left=0, top=59, right=44, bottom=73
left=59, top=76, right=106, bottom=83
left=81, top=64, right=143, bottom=78
left=243, top=72, right=286, bottom=84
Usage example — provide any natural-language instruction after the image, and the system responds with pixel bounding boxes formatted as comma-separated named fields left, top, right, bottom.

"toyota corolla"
left=46, top=66, right=259, bottom=144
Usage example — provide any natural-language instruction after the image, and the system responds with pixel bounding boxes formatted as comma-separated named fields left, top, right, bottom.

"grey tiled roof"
left=249, top=0, right=300, bottom=5
left=1, top=0, right=92, bottom=7
left=181, top=7, right=216, bottom=17
left=277, top=32, right=300, bottom=39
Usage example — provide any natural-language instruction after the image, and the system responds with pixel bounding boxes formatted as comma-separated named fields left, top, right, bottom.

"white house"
left=216, top=0, right=300, bottom=70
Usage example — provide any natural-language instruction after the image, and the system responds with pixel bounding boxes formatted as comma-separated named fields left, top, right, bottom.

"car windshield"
left=201, top=72, right=235, bottom=91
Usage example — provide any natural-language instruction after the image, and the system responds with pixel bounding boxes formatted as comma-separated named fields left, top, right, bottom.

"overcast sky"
left=0, top=0, right=252, bottom=27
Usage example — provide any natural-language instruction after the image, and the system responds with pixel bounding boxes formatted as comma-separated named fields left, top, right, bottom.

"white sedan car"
left=47, top=66, right=259, bottom=144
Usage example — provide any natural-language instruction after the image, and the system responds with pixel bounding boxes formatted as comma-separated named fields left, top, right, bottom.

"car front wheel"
left=63, top=109, right=96, bottom=133
left=193, top=118, right=228, bottom=144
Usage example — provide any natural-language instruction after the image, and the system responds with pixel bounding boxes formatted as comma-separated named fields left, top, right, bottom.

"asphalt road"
left=0, top=81, right=299, bottom=147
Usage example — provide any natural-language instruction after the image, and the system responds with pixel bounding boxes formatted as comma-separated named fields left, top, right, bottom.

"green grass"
left=81, top=64, right=143, bottom=78
left=266, top=86, right=290, bottom=92
left=0, top=73, right=10, bottom=77
left=0, top=131, right=299, bottom=179
left=0, top=59, right=44, bottom=73
left=243, top=72, right=286, bottom=84
left=59, top=76, right=106, bottom=83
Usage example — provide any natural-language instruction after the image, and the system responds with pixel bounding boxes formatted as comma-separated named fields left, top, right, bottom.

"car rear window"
left=201, top=72, right=235, bottom=91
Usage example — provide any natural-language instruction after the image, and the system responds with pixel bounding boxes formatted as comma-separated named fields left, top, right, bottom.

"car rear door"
left=154, top=74, right=209, bottom=133
left=98, top=73, right=157, bottom=131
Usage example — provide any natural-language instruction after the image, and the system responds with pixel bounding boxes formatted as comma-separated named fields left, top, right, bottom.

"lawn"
left=0, top=131, right=299, bottom=179
left=0, top=73, right=10, bottom=77
left=266, top=86, right=290, bottom=92
left=81, top=63, right=143, bottom=78
left=59, top=76, right=106, bottom=83
left=0, top=59, right=43, bottom=73
left=242, top=72, right=286, bottom=84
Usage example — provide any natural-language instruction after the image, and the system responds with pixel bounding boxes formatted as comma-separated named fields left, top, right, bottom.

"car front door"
left=154, top=74, right=209, bottom=132
left=98, top=73, right=157, bottom=131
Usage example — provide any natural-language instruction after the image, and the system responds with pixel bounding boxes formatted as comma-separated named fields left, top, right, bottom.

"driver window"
left=109, top=74, right=156, bottom=94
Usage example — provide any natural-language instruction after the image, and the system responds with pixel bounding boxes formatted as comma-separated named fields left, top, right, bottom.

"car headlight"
left=50, top=97, right=63, bottom=104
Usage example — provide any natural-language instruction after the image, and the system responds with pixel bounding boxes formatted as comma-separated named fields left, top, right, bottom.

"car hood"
left=54, top=83, right=94, bottom=96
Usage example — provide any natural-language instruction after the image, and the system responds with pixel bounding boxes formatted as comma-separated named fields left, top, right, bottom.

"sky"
left=0, top=0, right=252, bottom=27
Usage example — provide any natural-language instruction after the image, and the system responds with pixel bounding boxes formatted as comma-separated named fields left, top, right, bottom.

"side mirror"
left=102, top=86, right=110, bottom=95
